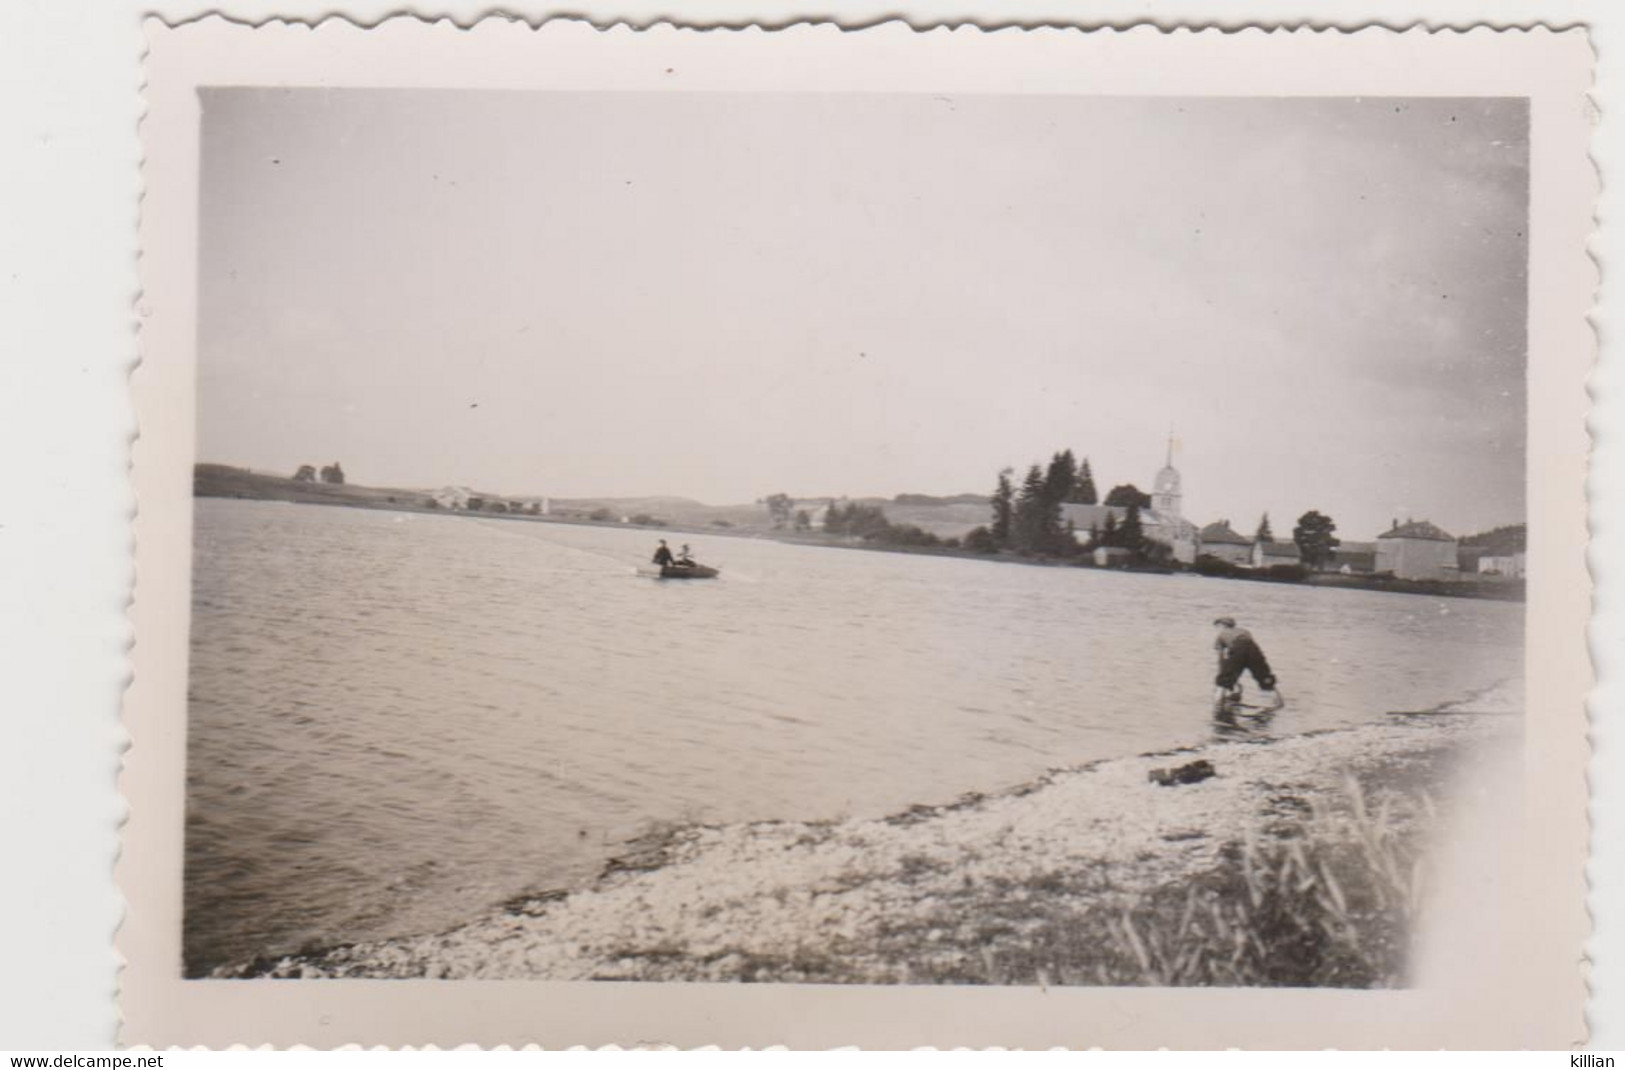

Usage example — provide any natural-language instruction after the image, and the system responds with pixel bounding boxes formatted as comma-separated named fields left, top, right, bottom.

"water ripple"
left=184, top=499, right=1522, bottom=975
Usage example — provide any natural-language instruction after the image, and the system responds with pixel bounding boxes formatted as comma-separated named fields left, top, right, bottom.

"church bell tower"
left=1152, top=432, right=1182, bottom=519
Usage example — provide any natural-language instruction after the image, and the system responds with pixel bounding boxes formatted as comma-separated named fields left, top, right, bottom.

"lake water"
left=183, top=498, right=1523, bottom=974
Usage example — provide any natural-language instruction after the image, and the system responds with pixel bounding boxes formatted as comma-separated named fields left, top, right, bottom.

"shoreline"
left=193, top=472, right=1524, bottom=603
left=215, top=682, right=1520, bottom=984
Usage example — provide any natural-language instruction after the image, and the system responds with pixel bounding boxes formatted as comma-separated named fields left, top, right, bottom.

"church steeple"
left=1153, top=430, right=1183, bottom=520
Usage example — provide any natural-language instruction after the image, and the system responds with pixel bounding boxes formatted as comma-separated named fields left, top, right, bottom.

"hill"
left=1458, top=524, right=1527, bottom=555
left=890, top=493, right=990, bottom=507
left=193, top=464, right=445, bottom=508
left=192, top=465, right=998, bottom=539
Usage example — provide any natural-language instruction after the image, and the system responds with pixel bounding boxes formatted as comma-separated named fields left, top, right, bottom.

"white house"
left=1251, top=540, right=1302, bottom=569
left=1093, top=546, right=1133, bottom=567
left=1375, top=519, right=1460, bottom=581
left=1478, top=552, right=1527, bottom=579
left=1197, top=520, right=1253, bottom=565
left=432, top=486, right=474, bottom=510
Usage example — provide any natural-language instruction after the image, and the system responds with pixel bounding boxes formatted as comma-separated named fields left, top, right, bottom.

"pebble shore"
left=220, top=684, right=1519, bottom=983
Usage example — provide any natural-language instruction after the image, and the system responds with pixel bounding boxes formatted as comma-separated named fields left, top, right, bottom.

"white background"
left=0, top=0, right=1616, bottom=1051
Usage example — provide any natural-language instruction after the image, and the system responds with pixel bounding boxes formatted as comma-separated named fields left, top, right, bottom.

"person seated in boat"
left=1212, top=616, right=1285, bottom=717
left=675, top=543, right=696, bottom=567
left=651, top=540, right=675, bottom=567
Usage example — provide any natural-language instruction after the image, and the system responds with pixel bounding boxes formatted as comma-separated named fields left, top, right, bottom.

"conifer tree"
left=1072, top=457, right=1099, bottom=505
left=990, top=468, right=1015, bottom=547
left=1044, top=450, right=1078, bottom=508
left=1039, top=451, right=1075, bottom=551
left=1012, top=464, right=1049, bottom=554
left=1121, top=502, right=1146, bottom=558
left=1255, top=512, right=1274, bottom=544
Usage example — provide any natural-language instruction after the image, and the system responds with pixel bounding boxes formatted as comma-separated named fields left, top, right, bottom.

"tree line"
left=292, top=462, right=346, bottom=485
left=822, top=499, right=947, bottom=549
left=956, top=448, right=1343, bottom=572
left=759, top=451, right=1348, bottom=575
left=962, top=449, right=1166, bottom=560
left=1459, top=523, right=1526, bottom=555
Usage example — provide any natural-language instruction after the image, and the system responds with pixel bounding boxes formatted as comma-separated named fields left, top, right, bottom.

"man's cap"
left=1213, top=616, right=1237, bottom=628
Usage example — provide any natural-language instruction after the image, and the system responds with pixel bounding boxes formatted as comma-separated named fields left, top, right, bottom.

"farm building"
left=1251, top=540, right=1302, bottom=569
left=1326, top=541, right=1378, bottom=574
left=432, top=486, right=474, bottom=510
left=1093, top=546, right=1133, bottom=567
left=1375, top=519, right=1461, bottom=581
left=1197, top=520, right=1253, bottom=566
left=1478, top=552, right=1527, bottom=579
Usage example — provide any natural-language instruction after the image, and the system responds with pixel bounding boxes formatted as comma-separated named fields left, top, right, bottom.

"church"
left=1059, top=440, right=1200, bottom=564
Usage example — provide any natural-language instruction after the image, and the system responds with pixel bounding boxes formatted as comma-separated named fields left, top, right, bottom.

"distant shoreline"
left=192, top=464, right=1524, bottom=603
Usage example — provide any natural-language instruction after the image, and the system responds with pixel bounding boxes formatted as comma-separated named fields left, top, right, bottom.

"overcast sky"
left=198, top=90, right=1527, bottom=540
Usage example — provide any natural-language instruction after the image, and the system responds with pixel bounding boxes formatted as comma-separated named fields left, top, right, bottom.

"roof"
left=1199, top=520, right=1251, bottom=546
left=1378, top=519, right=1456, bottom=542
left=1257, top=541, right=1301, bottom=558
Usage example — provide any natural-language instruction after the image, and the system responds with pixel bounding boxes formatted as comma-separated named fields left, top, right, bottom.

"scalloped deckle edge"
left=120, top=16, right=1592, bottom=1047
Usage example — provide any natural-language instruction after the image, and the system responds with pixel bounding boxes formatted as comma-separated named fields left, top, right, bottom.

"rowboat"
left=637, top=562, right=721, bottom=579
left=659, top=563, right=719, bottom=579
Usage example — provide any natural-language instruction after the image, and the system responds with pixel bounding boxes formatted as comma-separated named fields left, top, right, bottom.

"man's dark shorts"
left=1217, top=637, right=1277, bottom=691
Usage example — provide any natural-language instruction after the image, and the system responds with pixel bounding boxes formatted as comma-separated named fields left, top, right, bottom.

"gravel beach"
left=221, top=682, right=1520, bottom=984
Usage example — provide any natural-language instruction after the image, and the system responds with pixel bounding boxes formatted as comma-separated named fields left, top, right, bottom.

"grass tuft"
left=1087, top=776, right=1427, bottom=987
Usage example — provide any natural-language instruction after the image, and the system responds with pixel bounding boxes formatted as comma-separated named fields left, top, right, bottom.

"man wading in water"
left=1212, top=616, right=1285, bottom=720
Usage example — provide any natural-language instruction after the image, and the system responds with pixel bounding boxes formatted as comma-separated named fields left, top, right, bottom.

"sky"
left=197, top=90, right=1528, bottom=540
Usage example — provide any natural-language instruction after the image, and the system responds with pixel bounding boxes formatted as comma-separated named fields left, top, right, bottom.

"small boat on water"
left=637, top=562, right=721, bottom=579
left=658, top=562, right=719, bottom=579
left=643, top=540, right=719, bottom=579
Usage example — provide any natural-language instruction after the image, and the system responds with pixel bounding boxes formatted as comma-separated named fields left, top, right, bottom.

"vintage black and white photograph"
left=182, top=85, right=1533, bottom=985
left=121, top=19, right=1594, bottom=1048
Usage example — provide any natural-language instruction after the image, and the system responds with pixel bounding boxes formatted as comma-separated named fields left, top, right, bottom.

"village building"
left=1375, top=519, right=1460, bottom=581
left=1477, top=552, right=1527, bottom=579
left=1093, top=546, right=1133, bottom=567
left=1196, top=520, right=1253, bottom=565
left=1060, top=440, right=1199, bottom=564
left=1326, top=541, right=1378, bottom=574
left=1251, top=539, right=1303, bottom=569
left=1145, top=456, right=1201, bottom=563
left=431, top=486, right=474, bottom=510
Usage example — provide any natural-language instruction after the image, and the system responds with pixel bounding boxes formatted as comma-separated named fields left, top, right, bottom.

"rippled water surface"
left=184, top=498, right=1522, bottom=973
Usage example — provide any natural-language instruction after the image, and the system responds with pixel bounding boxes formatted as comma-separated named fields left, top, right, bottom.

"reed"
left=1095, top=776, right=1429, bottom=987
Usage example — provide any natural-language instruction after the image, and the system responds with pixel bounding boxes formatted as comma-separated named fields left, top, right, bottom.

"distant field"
left=193, top=464, right=439, bottom=509
left=193, top=465, right=993, bottom=538
left=880, top=502, right=989, bottom=538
